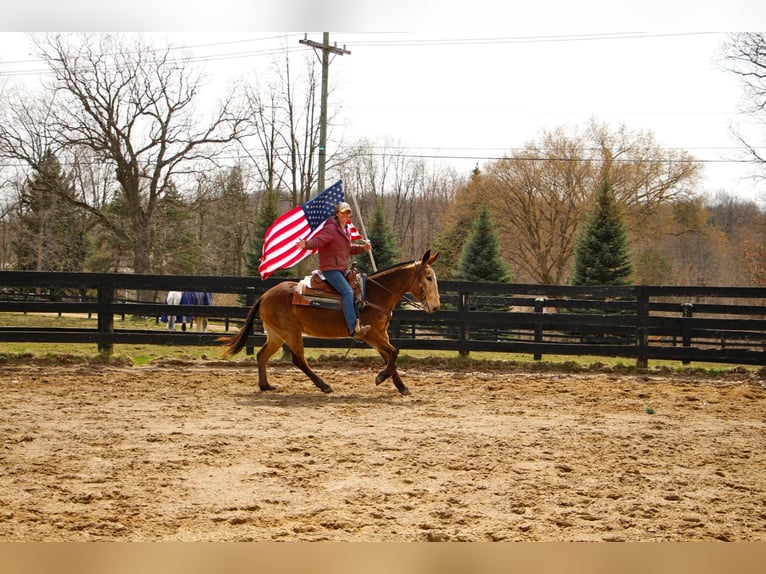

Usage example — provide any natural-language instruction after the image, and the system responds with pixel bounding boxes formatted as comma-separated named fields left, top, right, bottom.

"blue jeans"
left=323, top=269, right=357, bottom=335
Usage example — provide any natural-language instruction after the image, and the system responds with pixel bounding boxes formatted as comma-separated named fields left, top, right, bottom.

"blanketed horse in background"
left=162, top=291, right=213, bottom=332
left=219, top=250, right=440, bottom=395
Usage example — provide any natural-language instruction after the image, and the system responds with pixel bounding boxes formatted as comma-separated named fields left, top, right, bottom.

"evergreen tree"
left=85, top=188, right=132, bottom=272
left=433, top=211, right=475, bottom=280
left=245, top=188, right=292, bottom=279
left=153, top=183, right=199, bottom=274
left=213, top=166, right=251, bottom=276
left=355, top=202, right=400, bottom=274
left=14, top=150, right=87, bottom=272
left=454, top=203, right=511, bottom=282
left=570, top=177, right=633, bottom=286
left=432, top=165, right=486, bottom=279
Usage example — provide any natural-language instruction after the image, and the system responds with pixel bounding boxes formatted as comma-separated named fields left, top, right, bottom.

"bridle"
left=365, top=262, right=431, bottom=312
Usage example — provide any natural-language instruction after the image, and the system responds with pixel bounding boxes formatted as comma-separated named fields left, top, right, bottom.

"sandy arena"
left=0, top=357, right=764, bottom=541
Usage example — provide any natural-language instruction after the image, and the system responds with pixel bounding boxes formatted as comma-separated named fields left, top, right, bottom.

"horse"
left=218, top=250, right=440, bottom=395
left=162, top=291, right=213, bottom=332
left=183, top=291, right=213, bottom=332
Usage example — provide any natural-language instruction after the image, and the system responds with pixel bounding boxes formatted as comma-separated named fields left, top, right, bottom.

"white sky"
left=1, top=1, right=766, bottom=203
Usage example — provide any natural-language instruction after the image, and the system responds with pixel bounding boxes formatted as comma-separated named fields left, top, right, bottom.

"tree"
left=13, top=150, right=87, bottom=271
left=151, top=183, right=199, bottom=275
left=243, top=78, right=286, bottom=196
left=482, top=122, right=700, bottom=284
left=432, top=165, right=486, bottom=280
left=245, top=187, right=293, bottom=279
left=339, top=137, right=430, bottom=258
left=274, top=51, right=323, bottom=206
left=454, top=203, right=511, bottom=282
left=743, top=239, right=766, bottom=286
left=722, top=33, right=766, bottom=184
left=570, top=177, right=632, bottom=286
left=209, top=166, right=255, bottom=276
left=485, top=128, right=594, bottom=284
left=0, top=33, right=252, bottom=275
left=355, top=202, right=400, bottom=274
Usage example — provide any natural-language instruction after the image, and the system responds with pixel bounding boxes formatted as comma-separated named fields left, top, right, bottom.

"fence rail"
left=0, top=271, right=764, bottom=367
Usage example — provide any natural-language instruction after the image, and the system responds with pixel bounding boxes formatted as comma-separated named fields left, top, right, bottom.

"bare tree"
left=274, top=52, right=321, bottom=205
left=485, top=127, right=596, bottom=284
left=242, top=77, right=288, bottom=198
left=588, top=120, right=700, bottom=216
left=199, top=165, right=256, bottom=276
left=0, top=33, right=253, bottom=274
left=722, top=33, right=766, bottom=182
left=483, top=123, right=701, bottom=284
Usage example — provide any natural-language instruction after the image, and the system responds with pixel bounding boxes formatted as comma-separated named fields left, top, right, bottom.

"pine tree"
left=245, top=188, right=291, bottom=279
left=14, top=150, right=87, bottom=272
left=433, top=211, right=475, bottom=280
left=455, top=203, right=511, bottom=282
left=153, top=183, right=199, bottom=274
left=432, top=165, right=486, bottom=280
left=570, top=177, right=632, bottom=286
left=355, top=202, right=400, bottom=274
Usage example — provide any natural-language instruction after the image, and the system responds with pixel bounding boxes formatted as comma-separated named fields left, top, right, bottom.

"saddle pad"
left=291, top=290, right=341, bottom=309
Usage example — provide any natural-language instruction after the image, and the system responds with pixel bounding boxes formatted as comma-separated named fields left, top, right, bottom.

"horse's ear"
left=424, top=250, right=439, bottom=265
left=421, top=250, right=431, bottom=265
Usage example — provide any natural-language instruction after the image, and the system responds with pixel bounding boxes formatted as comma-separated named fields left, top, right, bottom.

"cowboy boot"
left=353, top=318, right=371, bottom=337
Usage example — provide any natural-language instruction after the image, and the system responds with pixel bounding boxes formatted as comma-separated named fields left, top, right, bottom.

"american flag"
left=258, top=180, right=362, bottom=279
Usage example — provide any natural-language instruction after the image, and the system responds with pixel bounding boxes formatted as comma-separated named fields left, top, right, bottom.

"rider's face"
left=337, top=210, right=351, bottom=225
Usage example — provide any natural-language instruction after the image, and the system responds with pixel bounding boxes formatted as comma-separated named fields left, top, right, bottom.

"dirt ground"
left=0, top=356, right=765, bottom=542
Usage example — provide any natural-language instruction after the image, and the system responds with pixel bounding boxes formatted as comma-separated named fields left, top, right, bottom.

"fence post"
left=97, top=282, right=114, bottom=356
left=533, top=297, right=545, bottom=361
left=458, top=291, right=470, bottom=357
left=681, top=303, right=693, bottom=365
left=636, top=286, right=649, bottom=369
left=245, top=286, right=256, bottom=356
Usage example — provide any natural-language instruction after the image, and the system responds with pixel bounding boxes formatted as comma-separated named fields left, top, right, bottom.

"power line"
left=0, top=33, right=305, bottom=78
left=1, top=149, right=761, bottom=171
left=0, top=31, right=721, bottom=78
left=344, top=31, right=718, bottom=47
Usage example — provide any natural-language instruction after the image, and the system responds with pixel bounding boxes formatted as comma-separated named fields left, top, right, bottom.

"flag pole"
left=345, top=181, right=377, bottom=271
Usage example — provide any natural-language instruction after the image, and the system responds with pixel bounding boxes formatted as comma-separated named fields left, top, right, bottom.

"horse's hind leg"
left=256, top=335, right=283, bottom=391
left=285, top=336, right=333, bottom=394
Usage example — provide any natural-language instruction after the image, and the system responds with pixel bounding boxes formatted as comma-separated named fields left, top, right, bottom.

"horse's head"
left=411, top=250, right=440, bottom=313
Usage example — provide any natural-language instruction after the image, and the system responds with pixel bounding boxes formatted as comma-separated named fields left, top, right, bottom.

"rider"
left=297, top=202, right=373, bottom=337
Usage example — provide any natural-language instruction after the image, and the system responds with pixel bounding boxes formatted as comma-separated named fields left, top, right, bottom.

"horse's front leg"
left=374, top=345, right=409, bottom=396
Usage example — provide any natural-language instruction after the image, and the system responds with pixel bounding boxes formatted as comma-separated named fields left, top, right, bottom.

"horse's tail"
left=217, top=297, right=261, bottom=357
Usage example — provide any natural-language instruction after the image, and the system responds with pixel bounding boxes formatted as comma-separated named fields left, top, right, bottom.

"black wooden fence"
left=0, top=271, right=764, bottom=367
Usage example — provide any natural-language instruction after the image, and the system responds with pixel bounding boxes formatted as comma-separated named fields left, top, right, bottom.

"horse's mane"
left=367, top=260, right=417, bottom=280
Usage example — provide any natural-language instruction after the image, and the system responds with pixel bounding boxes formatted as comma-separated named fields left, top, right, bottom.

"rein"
left=365, top=263, right=428, bottom=312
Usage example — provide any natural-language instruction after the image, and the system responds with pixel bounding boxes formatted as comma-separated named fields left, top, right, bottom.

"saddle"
left=292, top=266, right=365, bottom=310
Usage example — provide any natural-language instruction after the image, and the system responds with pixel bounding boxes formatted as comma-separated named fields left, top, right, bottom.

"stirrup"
left=353, top=320, right=371, bottom=337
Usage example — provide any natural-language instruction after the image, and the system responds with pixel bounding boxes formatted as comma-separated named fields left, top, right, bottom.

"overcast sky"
left=2, top=2, right=766, bottom=203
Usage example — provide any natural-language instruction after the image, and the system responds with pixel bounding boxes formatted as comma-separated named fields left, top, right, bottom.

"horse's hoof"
left=397, top=386, right=410, bottom=396
left=260, top=384, right=277, bottom=392
left=321, top=385, right=334, bottom=394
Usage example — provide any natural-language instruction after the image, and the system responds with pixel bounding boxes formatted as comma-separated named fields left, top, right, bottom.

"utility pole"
left=299, top=32, right=351, bottom=193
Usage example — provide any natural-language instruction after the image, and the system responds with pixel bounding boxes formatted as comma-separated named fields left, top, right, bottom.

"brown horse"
left=219, top=250, right=440, bottom=395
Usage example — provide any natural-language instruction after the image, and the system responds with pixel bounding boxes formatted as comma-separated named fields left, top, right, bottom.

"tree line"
left=0, top=33, right=764, bottom=290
